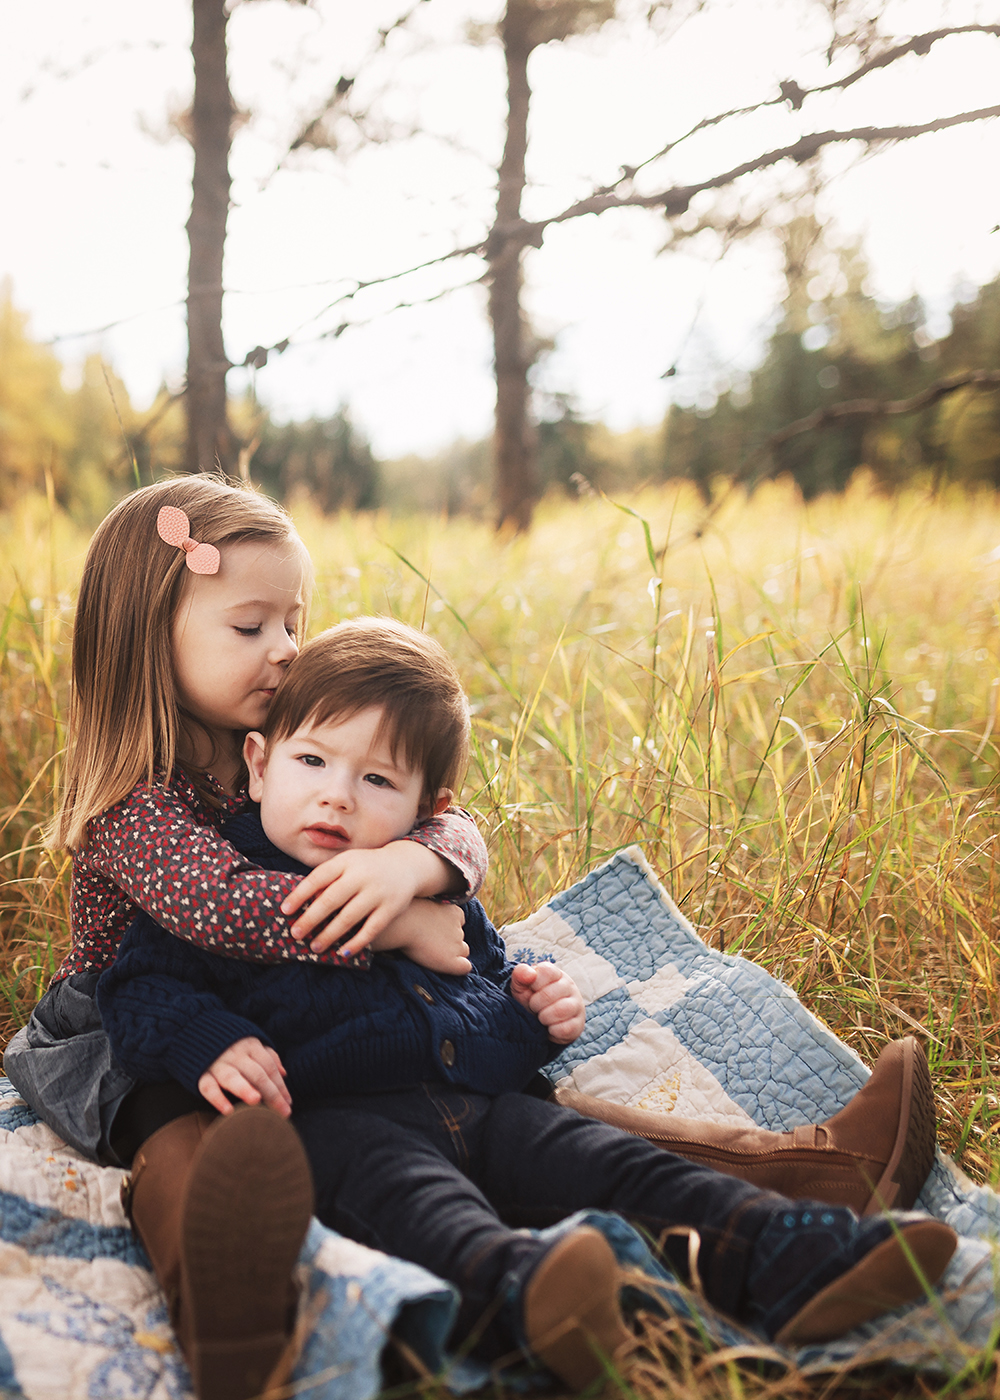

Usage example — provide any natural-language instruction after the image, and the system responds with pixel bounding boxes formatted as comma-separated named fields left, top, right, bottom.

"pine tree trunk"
left=489, top=3, right=539, bottom=532
left=185, top=0, right=236, bottom=474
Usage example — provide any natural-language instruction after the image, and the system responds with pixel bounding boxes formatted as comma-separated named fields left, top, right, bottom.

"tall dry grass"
left=2, top=476, right=1000, bottom=1395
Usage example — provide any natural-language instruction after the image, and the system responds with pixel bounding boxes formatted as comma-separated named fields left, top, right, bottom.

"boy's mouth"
left=304, top=824, right=351, bottom=850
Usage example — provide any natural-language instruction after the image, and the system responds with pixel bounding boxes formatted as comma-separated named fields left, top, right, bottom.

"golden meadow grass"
left=2, top=476, right=1000, bottom=1396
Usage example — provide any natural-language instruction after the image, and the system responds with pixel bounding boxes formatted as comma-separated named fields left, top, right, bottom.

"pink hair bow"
left=156, top=506, right=221, bottom=575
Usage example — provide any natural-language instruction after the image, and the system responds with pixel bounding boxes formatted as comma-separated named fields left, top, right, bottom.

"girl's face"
left=172, top=536, right=307, bottom=765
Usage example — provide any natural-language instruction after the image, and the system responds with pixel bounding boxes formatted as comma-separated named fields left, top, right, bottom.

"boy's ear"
left=419, top=787, right=453, bottom=820
left=244, top=732, right=268, bottom=802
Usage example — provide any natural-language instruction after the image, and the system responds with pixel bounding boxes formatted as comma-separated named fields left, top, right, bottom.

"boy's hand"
left=509, top=963, right=586, bottom=1045
left=198, top=1037, right=292, bottom=1118
left=281, top=843, right=455, bottom=955
left=371, top=899, right=472, bottom=975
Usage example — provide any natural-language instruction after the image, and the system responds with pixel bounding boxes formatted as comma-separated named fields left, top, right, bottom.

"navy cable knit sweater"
left=96, top=809, right=555, bottom=1101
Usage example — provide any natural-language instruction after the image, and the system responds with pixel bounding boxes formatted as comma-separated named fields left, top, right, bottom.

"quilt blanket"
left=1, top=846, right=998, bottom=1399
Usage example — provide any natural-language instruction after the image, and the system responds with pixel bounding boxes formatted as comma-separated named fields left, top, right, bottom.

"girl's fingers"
left=281, top=864, right=335, bottom=917
left=292, top=884, right=369, bottom=942
left=311, top=898, right=399, bottom=955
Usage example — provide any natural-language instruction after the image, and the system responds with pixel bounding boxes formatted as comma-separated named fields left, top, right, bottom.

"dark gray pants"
left=294, top=1083, right=778, bottom=1359
left=4, top=973, right=135, bottom=1164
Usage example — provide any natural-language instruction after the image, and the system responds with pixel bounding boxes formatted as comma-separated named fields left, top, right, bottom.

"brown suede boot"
left=522, top=1227, right=633, bottom=1391
left=124, top=1106, right=314, bottom=1400
left=553, top=1037, right=936, bottom=1216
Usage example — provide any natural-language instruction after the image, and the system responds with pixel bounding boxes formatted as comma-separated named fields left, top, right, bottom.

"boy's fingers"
left=197, top=1076, right=234, bottom=1115
left=536, top=995, right=584, bottom=1026
left=218, top=1071, right=262, bottom=1106
left=246, top=1058, right=293, bottom=1111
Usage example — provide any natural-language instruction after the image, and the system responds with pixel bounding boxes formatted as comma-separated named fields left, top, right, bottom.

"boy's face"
left=244, top=706, right=448, bottom=868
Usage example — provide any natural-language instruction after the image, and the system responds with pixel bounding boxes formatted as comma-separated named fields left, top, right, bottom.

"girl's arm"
left=74, top=779, right=487, bottom=970
left=280, top=807, right=488, bottom=953
left=406, top=808, right=488, bottom=898
left=74, top=776, right=359, bottom=968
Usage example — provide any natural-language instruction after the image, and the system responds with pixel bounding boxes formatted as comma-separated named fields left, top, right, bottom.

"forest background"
left=4, top=241, right=1000, bottom=521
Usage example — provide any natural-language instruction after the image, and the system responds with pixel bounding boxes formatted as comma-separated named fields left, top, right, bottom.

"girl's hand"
left=197, top=1037, right=292, bottom=1117
left=281, top=843, right=455, bottom=955
left=509, top=963, right=586, bottom=1045
left=370, top=899, right=472, bottom=975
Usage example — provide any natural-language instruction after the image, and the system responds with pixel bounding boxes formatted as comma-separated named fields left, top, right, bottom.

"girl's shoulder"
left=80, top=768, right=245, bottom=856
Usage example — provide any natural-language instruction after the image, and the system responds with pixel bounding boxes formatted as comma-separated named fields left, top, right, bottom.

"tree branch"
left=513, top=106, right=1000, bottom=238
left=273, top=0, right=431, bottom=171
left=229, top=99, right=1000, bottom=368
left=738, top=370, right=1000, bottom=481
left=541, top=24, right=1000, bottom=198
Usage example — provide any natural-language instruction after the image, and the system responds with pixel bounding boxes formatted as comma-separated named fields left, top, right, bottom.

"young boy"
left=97, top=619, right=957, bottom=1389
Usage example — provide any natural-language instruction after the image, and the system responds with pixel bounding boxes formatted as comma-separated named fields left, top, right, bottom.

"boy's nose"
left=320, top=775, right=354, bottom=811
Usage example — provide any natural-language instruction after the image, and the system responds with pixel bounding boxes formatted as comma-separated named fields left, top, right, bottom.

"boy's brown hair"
left=263, top=617, right=471, bottom=803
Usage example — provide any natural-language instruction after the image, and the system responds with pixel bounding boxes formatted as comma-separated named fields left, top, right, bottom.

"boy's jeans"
left=294, top=1083, right=781, bottom=1359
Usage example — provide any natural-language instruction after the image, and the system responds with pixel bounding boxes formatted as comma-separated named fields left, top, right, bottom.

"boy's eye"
left=363, top=773, right=393, bottom=788
left=234, top=625, right=262, bottom=637
left=297, top=754, right=324, bottom=768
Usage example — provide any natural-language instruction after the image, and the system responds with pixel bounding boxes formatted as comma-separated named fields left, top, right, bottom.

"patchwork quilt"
left=1, top=846, right=998, bottom=1399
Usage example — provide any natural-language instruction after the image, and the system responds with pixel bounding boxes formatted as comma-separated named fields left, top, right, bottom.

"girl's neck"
left=177, top=725, right=244, bottom=797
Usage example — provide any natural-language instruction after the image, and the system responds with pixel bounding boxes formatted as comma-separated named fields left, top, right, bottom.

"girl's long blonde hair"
left=51, top=476, right=304, bottom=851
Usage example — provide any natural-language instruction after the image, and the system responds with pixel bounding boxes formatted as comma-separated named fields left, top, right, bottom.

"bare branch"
left=742, top=370, right=1000, bottom=474
left=272, top=0, right=431, bottom=172
left=596, top=24, right=1000, bottom=191
left=500, top=104, right=1000, bottom=250
left=811, top=25, right=1000, bottom=95
left=224, top=99, right=1000, bottom=373
left=231, top=271, right=487, bottom=370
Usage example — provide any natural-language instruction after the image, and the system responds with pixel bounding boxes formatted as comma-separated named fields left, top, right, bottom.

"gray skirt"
left=3, top=972, right=136, bottom=1166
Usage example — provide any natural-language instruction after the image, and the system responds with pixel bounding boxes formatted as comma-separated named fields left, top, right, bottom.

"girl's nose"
left=268, top=627, right=298, bottom=666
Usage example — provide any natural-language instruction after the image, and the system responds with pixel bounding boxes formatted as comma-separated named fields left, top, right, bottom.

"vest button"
left=440, top=1039, right=456, bottom=1068
left=413, top=984, right=434, bottom=1004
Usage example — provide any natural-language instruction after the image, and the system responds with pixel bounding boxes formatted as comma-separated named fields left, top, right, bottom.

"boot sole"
left=774, top=1219, right=957, bottom=1345
left=180, top=1107, right=314, bottom=1400
left=864, top=1038, right=936, bottom=1215
left=523, top=1226, right=632, bottom=1391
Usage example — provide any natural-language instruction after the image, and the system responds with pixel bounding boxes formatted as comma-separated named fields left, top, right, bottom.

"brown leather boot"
left=125, top=1106, right=314, bottom=1400
left=553, top=1037, right=936, bottom=1216
left=522, top=1227, right=633, bottom=1391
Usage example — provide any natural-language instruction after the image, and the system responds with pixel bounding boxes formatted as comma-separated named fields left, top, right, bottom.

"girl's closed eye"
left=234, top=625, right=262, bottom=637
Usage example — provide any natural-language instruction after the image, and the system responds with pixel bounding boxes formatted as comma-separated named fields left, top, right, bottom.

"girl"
left=4, top=475, right=485, bottom=1400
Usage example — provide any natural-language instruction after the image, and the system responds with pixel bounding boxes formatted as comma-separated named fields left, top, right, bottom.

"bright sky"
left=2, top=0, right=999, bottom=457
